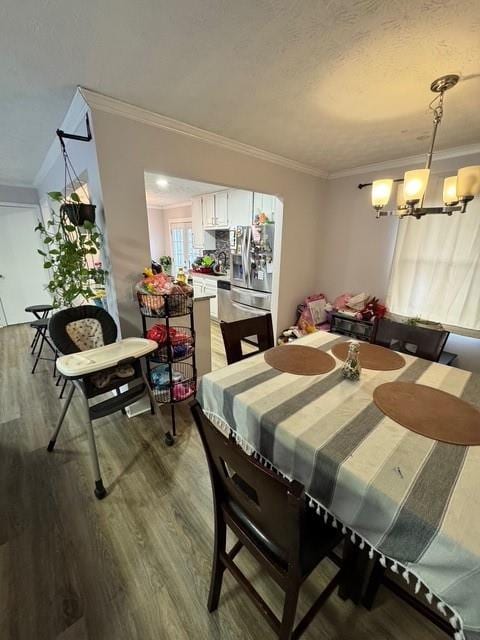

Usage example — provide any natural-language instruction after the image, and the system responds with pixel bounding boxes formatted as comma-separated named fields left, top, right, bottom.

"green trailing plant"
left=35, top=191, right=107, bottom=308
left=158, top=255, right=172, bottom=274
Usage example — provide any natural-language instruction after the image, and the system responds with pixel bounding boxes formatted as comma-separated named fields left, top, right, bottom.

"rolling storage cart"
left=138, top=292, right=197, bottom=445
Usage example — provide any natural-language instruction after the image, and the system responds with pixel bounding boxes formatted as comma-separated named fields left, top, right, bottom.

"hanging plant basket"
left=61, top=202, right=96, bottom=227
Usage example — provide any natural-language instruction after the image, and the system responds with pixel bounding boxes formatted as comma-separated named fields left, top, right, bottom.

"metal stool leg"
left=47, top=384, right=75, bottom=451
left=59, top=378, right=69, bottom=399
left=32, top=327, right=46, bottom=373
left=30, top=330, right=40, bottom=353
left=78, top=386, right=107, bottom=500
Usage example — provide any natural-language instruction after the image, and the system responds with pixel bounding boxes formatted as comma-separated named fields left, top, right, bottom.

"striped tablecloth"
left=198, top=331, right=480, bottom=640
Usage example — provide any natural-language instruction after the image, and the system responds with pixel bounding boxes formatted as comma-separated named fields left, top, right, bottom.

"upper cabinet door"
left=253, top=193, right=278, bottom=223
left=191, top=196, right=204, bottom=249
left=202, top=193, right=216, bottom=227
left=228, top=190, right=253, bottom=227
left=214, top=191, right=229, bottom=227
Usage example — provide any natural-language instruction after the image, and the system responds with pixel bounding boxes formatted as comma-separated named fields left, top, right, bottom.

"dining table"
left=198, top=330, right=480, bottom=640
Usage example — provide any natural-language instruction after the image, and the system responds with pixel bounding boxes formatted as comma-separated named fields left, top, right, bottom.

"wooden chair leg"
left=279, top=582, right=301, bottom=640
left=208, top=515, right=227, bottom=612
left=362, top=559, right=385, bottom=610
left=338, top=538, right=371, bottom=604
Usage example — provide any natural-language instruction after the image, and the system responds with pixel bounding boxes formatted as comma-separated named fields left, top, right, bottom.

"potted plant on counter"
left=35, top=192, right=107, bottom=308
left=192, top=255, right=216, bottom=274
left=158, top=255, right=172, bottom=275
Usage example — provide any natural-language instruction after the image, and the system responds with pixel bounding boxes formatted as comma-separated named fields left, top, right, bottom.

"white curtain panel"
left=387, top=174, right=480, bottom=335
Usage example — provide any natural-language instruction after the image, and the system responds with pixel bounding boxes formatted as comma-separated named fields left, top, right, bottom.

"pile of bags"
left=146, top=324, right=193, bottom=359
left=291, top=292, right=387, bottom=336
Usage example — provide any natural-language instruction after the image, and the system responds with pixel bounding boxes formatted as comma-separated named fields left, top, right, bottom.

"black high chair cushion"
left=49, top=306, right=118, bottom=355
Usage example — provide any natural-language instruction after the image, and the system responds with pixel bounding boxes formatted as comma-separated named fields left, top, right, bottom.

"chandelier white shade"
left=403, top=169, right=430, bottom=205
left=443, top=176, right=458, bottom=206
left=364, top=75, right=480, bottom=220
left=457, top=166, right=480, bottom=199
left=371, top=179, right=393, bottom=208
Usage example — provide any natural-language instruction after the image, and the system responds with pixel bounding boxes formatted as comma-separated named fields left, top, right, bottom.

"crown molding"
left=79, top=87, right=328, bottom=179
left=328, top=143, right=480, bottom=179
left=147, top=200, right=193, bottom=211
left=34, top=88, right=90, bottom=188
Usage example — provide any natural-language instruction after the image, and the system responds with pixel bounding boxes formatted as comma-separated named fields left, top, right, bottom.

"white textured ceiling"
left=144, top=173, right=223, bottom=208
left=1, top=0, right=480, bottom=185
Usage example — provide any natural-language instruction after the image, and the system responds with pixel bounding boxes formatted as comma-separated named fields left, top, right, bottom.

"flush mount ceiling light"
left=359, top=74, right=480, bottom=220
left=156, top=178, right=169, bottom=188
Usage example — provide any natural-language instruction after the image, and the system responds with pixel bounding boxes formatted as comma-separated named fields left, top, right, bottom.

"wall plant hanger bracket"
left=56, top=113, right=92, bottom=150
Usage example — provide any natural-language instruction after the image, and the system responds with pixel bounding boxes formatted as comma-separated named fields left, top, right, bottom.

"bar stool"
left=25, top=304, right=53, bottom=353
left=30, top=318, right=57, bottom=374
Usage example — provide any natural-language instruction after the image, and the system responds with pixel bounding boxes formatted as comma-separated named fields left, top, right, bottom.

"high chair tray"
left=57, top=338, right=158, bottom=378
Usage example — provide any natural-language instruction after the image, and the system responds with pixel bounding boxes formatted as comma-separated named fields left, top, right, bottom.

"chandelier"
left=359, top=74, right=480, bottom=219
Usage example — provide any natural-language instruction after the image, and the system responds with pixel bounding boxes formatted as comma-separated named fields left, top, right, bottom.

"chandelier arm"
left=358, top=178, right=403, bottom=190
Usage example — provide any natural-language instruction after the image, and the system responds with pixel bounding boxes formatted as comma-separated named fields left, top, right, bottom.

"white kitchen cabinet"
left=191, top=196, right=204, bottom=249
left=192, top=278, right=204, bottom=299
left=202, top=193, right=216, bottom=228
left=228, top=189, right=253, bottom=227
left=214, top=191, right=229, bottom=227
left=253, top=192, right=280, bottom=223
left=192, top=274, right=218, bottom=319
left=204, top=281, right=218, bottom=318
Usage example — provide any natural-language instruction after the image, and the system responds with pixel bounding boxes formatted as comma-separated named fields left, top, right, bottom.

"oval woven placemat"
left=373, top=382, right=480, bottom=445
left=264, top=344, right=336, bottom=375
left=332, top=341, right=406, bottom=371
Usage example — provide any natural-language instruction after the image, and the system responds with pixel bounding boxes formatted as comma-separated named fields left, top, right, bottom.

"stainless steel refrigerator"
left=221, top=224, right=275, bottom=323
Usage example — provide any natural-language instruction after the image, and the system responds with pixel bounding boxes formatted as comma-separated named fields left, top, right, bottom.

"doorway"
left=0, top=205, right=50, bottom=326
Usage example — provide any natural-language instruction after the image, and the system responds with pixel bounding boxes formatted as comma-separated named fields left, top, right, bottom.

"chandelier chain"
left=428, top=91, right=444, bottom=126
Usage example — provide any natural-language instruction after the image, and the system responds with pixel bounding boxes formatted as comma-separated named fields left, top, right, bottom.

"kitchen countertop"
left=193, top=294, right=216, bottom=302
left=190, top=272, right=230, bottom=283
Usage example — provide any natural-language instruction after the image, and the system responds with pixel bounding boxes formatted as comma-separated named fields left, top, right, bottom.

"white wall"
left=147, top=204, right=193, bottom=261
left=34, top=108, right=118, bottom=321
left=320, top=151, right=480, bottom=372
left=91, top=107, right=325, bottom=338
left=146, top=207, right=165, bottom=259
left=0, top=184, right=39, bottom=206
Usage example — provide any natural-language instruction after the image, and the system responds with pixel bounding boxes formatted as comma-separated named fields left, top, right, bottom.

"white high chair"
left=47, top=305, right=169, bottom=499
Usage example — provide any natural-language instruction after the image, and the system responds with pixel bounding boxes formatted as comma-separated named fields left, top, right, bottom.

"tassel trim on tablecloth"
left=203, top=410, right=468, bottom=640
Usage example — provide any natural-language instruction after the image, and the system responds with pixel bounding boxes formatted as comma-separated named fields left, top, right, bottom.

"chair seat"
left=25, top=304, right=53, bottom=313
left=30, top=318, right=49, bottom=329
left=227, top=477, right=342, bottom=577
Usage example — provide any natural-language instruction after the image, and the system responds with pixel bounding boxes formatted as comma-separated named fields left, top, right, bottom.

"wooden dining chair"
left=373, top=318, right=449, bottom=362
left=220, top=313, right=274, bottom=365
left=190, top=401, right=344, bottom=640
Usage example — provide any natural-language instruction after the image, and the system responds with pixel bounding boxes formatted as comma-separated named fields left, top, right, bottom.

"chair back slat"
left=220, top=314, right=274, bottom=365
left=191, top=402, right=302, bottom=562
left=374, top=318, right=449, bottom=362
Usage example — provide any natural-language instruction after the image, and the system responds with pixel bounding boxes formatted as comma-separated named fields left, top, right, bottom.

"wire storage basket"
left=137, top=283, right=196, bottom=444
left=137, top=292, right=193, bottom=318
left=150, top=362, right=196, bottom=404
left=150, top=326, right=195, bottom=363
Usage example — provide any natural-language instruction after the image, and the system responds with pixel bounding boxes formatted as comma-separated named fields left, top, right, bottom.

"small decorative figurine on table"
left=342, top=342, right=362, bottom=380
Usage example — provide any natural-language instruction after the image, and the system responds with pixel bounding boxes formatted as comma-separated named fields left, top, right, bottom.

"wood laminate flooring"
left=0, top=322, right=445, bottom=639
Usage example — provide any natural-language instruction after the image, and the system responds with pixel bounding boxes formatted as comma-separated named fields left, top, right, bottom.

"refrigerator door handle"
left=244, top=226, right=252, bottom=289
left=241, top=227, right=249, bottom=287
left=231, top=300, right=268, bottom=315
